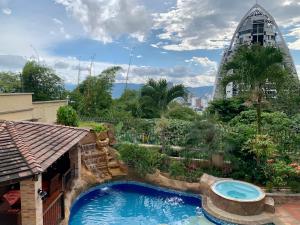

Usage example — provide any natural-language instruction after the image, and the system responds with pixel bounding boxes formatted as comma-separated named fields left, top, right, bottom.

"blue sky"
left=0, top=0, right=299, bottom=87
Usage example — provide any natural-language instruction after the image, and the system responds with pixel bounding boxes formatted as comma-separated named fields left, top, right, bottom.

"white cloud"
left=185, top=57, right=217, bottom=69
left=55, top=0, right=152, bottom=43
left=2, top=8, right=11, bottom=15
left=0, top=53, right=215, bottom=87
left=136, top=55, right=142, bottom=58
left=287, top=27, right=300, bottom=50
left=153, top=0, right=300, bottom=51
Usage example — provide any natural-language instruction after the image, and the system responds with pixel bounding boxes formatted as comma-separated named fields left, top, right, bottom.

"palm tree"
left=140, top=79, right=187, bottom=118
left=222, top=44, right=289, bottom=134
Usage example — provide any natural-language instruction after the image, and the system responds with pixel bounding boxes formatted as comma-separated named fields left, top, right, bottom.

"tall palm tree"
left=140, top=79, right=187, bottom=118
left=222, top=44, right=289, bottom=134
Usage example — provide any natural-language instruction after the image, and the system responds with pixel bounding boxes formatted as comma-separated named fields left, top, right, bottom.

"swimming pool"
left=211, top=180, right=265, bottom=202
left=69, top=181, right=218, bottom=225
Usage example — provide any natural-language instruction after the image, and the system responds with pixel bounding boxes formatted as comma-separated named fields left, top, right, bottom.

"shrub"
left=184, top=168, right=203, bottom=183
left=117, top=143, right=164, bottom=176
left=169, top=161, right=185, bottom=178
left=56, top=105, right=79, bottom=127
left=289, top=181, right=300, bottom=193
left=264, top=161, right=297, bottom=188
left=266, top=181, right=273, bottom=193
left=243, top=135, right=277, bottom=161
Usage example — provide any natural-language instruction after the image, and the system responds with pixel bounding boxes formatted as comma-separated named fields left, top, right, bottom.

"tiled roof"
left=0, top=121, right=89, bottom=183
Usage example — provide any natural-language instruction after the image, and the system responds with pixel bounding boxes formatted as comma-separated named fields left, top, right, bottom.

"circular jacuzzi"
left=210, top=180, right=266, bottom=216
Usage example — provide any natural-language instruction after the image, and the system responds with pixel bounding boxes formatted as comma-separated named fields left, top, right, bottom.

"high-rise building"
left=213, top=4, right=298, bottom=99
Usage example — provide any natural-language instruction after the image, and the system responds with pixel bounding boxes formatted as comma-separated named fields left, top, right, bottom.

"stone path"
left=274, top=203, right=300, bottom=225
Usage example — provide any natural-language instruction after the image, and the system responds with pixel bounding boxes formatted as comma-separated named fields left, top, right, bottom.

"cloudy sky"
left=0, top=0, right=300, bottom=87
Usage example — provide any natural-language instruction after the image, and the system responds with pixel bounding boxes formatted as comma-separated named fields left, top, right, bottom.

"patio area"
left=275, top=203, right=300, bottom=225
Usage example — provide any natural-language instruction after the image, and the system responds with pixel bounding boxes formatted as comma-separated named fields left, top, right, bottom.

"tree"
left=111, top=89, right=142, bottom=118
left=271, top=73, right=300, bottom=115
left=165, top=102, right=199, bottom=121
left=57, top=105, right=79, bottom=127
left=207, top=97, right=248, bottom=122
left=22, top=61, right=65, bottom=101
left=222, top=45, right=289, bottom=134
left=0, top=72, right=21, bottom=93
left=70, top=66, right=121, bottom=117
left=140, top=79, right=187, bottom=118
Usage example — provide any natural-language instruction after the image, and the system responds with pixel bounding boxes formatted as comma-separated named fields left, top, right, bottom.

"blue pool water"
left=69, top=181, right=218, bottom=225
left=212, top=180, right=264, bottom=201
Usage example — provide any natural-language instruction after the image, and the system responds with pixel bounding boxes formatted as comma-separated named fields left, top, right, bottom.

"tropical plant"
left=221, top=44, right=289, bottom=134
left=140, top=79, right=187, bottom=118
left=56, top=105, right=79, bottom=127
left=22, top=61, right=66, bottom=101
left=243, top=135, right=277, bottom=163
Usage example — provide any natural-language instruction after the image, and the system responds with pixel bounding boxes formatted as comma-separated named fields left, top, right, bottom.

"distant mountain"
left=65, top=83, right=77, bottom=91
left=65, top=82, right=214, bottom=99
left=187, top=86, right=214, bottom=98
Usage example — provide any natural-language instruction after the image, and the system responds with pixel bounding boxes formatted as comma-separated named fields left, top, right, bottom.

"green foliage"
left=184, top=168, right=204, bottom=183
left=271, top=73, right=300, bottom=115
left=228, top=110, right=300, bottom=158
left=243, top=135, right=277, bottom=161
left=266, top=181, right=273, bottom=193
left=139, top=79, right=187, bottom=118
left=186, top=120, right=221, bottom=151
left=22, top=61, right=65, bottom=101
left=112, top=89, right=142, bottom=118
left=207, top=97, right=248, bottom=122
left=262, top=160, right=297, bottom=188
left=169, top=161, right=185, bottom=178
left=92, top=123, right=108, bottom=132
left=70, top=66, right=121, bottom=117
left=56, top=105, right=79, bottom=127
left=289, top=181, right=300, bottom=193
left=165, top=102, right=199, bottom=121
left=0, top=72, right=21, bottom=93
left=118, top=143, right=165, bottom=176
left=222, top=44, right=289, bottom=134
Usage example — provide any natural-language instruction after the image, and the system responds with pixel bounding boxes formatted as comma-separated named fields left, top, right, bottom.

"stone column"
left=69, top=145, right=81, bottom=179
left=20, top=174, right=43, bottom=225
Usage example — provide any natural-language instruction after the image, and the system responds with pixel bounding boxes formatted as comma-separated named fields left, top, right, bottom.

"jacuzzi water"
left=212, top=180, right=264, bottom=201
left=69, top=181, right=217, bottom=225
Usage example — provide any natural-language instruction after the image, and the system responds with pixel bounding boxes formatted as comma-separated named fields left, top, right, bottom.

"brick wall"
left=20, top=174, right=43, bottom=225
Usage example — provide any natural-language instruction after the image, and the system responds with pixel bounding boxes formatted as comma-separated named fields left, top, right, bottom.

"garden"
left=55, top=44, right=300, bottom=194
